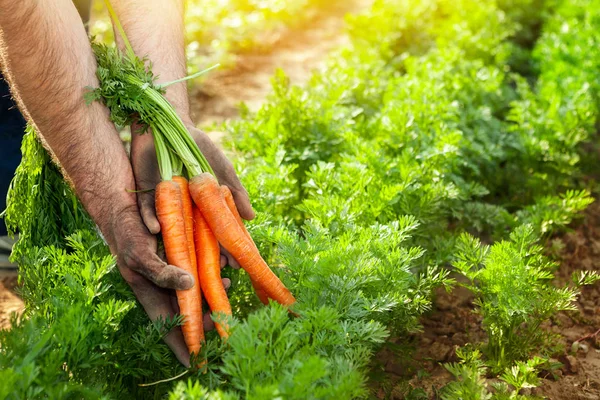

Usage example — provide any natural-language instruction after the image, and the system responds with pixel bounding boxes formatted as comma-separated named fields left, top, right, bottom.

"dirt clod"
left=563, top=355, right=580, bottom=374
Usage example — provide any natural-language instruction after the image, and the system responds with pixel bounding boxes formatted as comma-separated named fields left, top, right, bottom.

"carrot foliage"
left=2, top=0, right=600, bottom=398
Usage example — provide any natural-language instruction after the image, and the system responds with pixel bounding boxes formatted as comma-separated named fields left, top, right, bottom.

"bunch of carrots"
left=153, top=124, right=296, bottom=358
left=93, top=1, right=296, bottom=362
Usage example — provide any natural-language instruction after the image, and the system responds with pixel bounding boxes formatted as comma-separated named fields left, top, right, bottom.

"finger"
left=164, top=327, right=191, bottom=368
left=154, top=264, right=194, bottom=290
left=203, top=312, right=215, bottom=332
left=138, top=191, right=161, bottom=235
left=230, top=186, right=256, bottom=221
left=130, top=128, right=161, bottom=234
left=191, top=129, right=255, bottom=220
left=222, top=277, right=231, bottom=291
left=128, top=251, right=194, bottom=290
left=220, top=255, right=227, bottom=268
left=220, top=246, right=240, bottom=269
left=127, top=275, right=190, bottom=367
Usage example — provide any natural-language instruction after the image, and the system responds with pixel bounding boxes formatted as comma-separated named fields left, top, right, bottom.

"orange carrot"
left=156, top=180, right=204, bottom=354
left=190, top=173, right=295, bottom=307
left=193, top=207, right=232, bottom=338
left=173, top=175, right=197, bottom=269
left=220, top=186, right=270, bottom=305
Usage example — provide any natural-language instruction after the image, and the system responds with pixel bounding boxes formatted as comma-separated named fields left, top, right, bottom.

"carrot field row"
left=2, top=0, right=600, bottom=398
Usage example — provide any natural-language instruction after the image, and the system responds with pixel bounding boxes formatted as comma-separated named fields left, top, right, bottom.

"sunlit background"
left=89, top=0, right=346, bottom=75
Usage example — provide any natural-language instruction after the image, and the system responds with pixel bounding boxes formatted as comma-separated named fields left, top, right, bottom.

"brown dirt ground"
left=373, top=202, right=600, bottom=399
left=0, top=270, right=23, bottom=330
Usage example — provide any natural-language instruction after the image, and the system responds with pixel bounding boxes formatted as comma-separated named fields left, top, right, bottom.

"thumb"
left=128, top=251, right=194, bottom=291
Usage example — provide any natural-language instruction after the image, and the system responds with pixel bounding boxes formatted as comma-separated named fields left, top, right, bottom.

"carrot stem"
left=157, top=64, right=221, bottom=89
left=103, top=0, right=135, bottom=59
left=123, top=74, right=214, bottom=177
left=171, top=149, right=183, bottom=177
left=100, top=6, right=216, bottom=179
left=153, top=130, right=172, bottom=181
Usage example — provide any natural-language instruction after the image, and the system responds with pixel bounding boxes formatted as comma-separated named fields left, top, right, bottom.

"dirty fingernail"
left=179, top=274, right=194, bottom=289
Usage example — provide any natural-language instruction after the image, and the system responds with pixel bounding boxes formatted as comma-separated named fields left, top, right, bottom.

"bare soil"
left=0, top=270, right=23, bottom=330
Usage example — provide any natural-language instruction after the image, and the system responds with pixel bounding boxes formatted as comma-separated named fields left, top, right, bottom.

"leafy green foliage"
left=442, top=348, right=492, bottom=400
left=453, top=225, right=590, bottom=371
left=220, top=305, right=376, bottom=399
left=85, top=41, right=156, bottom=128
left=2, top=126, right=92, bottom=262
left=169, top=380, right=236, bottom=400
left=276, top=219, right=453, bottom=331
left=442, top=348, right=544, bottom=400
left=0, top=231, right=186, bottom=399
left=506, top=0, right=600, bottom=197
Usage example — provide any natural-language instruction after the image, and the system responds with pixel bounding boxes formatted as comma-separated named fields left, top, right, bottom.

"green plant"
left=0, top=230, right=187, bottom=398
left=442, top=347, right=545, bottom=400
left=442, top=348, right=491, bottom=400
left=453, top=225, right=600, bottom=371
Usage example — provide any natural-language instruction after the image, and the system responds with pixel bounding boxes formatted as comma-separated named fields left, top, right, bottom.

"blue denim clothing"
left=0, top=75, right=26, bottom=235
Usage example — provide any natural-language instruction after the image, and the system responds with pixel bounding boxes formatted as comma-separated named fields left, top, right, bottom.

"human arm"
left=0, top=0, right=194, bottom=365
left=109, top=0, right=255, bottom=236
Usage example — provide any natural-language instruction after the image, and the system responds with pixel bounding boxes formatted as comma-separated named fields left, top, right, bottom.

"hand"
left=130, top=123, right=255, bottom=266
left=102, top=205, right=192, bottom=366
left=107, top=206, right=233, bottom=367
left=125, top=122, right=253, bottom=365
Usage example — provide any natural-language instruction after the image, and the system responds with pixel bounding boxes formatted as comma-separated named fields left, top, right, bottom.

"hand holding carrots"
left=131, top=125, right=254, bottom=237
left=110, top=205, right=234, bottom=368
left=156, top=171, right=296, bottom=361
left=87, top=22, right=295, bottom=366
left=148, top=119, right=296, bottom=365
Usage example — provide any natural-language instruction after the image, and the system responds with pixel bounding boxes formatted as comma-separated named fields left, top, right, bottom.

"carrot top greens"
left=85, top=28, right=215, bottom=179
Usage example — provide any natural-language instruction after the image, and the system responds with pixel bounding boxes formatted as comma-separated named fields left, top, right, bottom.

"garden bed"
left=373, top=203, right=600, bottom=399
